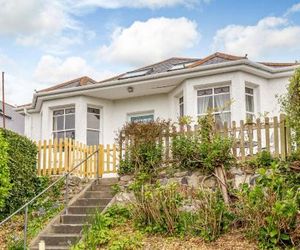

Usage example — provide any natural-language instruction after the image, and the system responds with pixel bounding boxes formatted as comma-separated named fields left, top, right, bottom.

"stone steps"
left=30, top=177, right=118, bottom=250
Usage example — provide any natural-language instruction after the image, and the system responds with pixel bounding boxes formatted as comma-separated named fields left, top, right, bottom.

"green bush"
left=172, top=134, right=202, bottom=170
left=235, top=163, right=300, bottom=249
left=0, top=131, right=11, bottom=209
left=0, top=129, right=38, bottom=217
left=118, top=120, right=169, bottom=176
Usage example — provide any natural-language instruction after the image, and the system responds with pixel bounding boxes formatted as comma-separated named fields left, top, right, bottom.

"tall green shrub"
left=280, top=68, right=300, bottom=147
left=0, top=129, right=38, bottom=216
left=0, top=131, right=11, bottom=209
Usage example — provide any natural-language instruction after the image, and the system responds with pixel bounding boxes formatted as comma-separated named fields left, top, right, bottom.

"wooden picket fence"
left=36, top=139, right=118, bottom=177
left=119, top=114, right=293, bottom=162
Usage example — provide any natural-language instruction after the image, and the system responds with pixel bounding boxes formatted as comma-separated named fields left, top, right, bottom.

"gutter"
left=15, top=59, right=298, bottom=113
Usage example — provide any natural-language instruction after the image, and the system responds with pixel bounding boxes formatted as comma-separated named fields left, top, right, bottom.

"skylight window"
left=169, top=61, right=195, bottom=71
left=119, top=69, right=152, bottom=79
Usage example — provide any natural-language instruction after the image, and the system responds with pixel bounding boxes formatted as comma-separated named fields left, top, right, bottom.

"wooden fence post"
left=280, top=114, right=287, bottom=160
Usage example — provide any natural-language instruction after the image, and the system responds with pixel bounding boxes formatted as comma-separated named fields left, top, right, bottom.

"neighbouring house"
left=15, top=52, right=299, bottom=145
left=0, top=101, right=24, bottom=134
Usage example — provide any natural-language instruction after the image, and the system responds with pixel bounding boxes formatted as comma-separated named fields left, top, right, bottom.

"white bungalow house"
left=16, top=52, right=299, bottom=145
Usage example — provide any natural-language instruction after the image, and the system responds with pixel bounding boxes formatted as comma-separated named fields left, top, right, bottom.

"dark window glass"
left=53, top=116, right=64, bottom=131
left=88, top=107, right=100, bottom=114
left=65, top=130, right=75, bottom=139
left=53, top=110, right=64, bottom=116
left=246, top=95, right=254, bottom=113
left=130, top=114, right=154, bottom=122
left=197, top=89, right=212, bottom=96
left=245, top=87, right=254, bottom=95
left=214, top=86, right=230, bottom=94
left=65, top=108, right=75, bottom=114
left=87, top=130, right=99, bottom=145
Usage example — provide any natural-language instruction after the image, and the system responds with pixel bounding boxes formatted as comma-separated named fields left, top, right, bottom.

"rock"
left=157, top=170, right=167, bottom=178
left=181, top=177, right=188, bottom=185
left=203, top=177, right=217, bottom=188
left=174, top=171, right=189, bottom=178
left=188, top=173, right=200, bottom=188
left=229, top=167, right=244, bottom=175
left=249, top=174, right=259, bottom=186
left=234, top=174, right=251, bottom=188
left=159, top=178, right=168, bottom=185
left=120, top=175, right=133, bottom=182
left=115, top=192, right=135, bottom=203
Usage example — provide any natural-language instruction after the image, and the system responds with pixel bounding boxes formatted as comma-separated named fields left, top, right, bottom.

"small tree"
left=280, top=68, right=300, bottom=148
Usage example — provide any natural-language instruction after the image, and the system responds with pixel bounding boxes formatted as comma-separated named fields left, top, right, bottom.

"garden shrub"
left=118, top=120, right=169, bottom=176
left=131, top=183, right=184, bottom=234
left=244, top=150, right=276, bottom=169
left=279, top=67, right=300, bottom=148
left=192, top=189, right=234, bottom=241
left=0, top=129, right=38, bottom=217
left=235, top=162, right=300, bottom=249
left=172, top=114, right=234, bottom=173
left=0, top=131, right=11, bottom=209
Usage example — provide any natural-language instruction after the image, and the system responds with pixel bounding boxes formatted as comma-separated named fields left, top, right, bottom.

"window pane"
left=53, top=110, right=64, bottom=116
left=215, top=113, right=231, bottom=129
left=214, top=86, right=229, bottom=94
left=246, top=95, right=254, bottom=113
left=54, top=131, right=64, bottom=139
left=53, top=116, right=64, bottom=131
left=179, top=104, right=184, bottom=117
left=65, top=114, right=75, bottom=129
left=198, top=96, right=213, bottom=114
left=65, top=130, right=75, bottom=139
left=179, top=97, right=183, bottom=104
left=88, top=107, right=100, bottom=114
left=214, top=94, right=230, bottom=111
left=87, top=113, right=100, bottom=130
left=130, top=114, right=154, bottom=122
left=245, top=87, right=253, bottom=95
left=197, top=89, right=212, bottom=96
left=87, top=130, right=99, bottom=145
left=65, top=108, right=75, bottom=114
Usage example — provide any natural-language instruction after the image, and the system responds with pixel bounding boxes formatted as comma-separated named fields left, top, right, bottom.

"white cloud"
left=285, top=2, right=300, bottom=16
left=34, top=55, right=112, bottom=84
left=72, top=0, right=204, bottom=9
left=212, top=16, right=300, bottom=59
left=0, top=54, right=114, bottom=105
left=0, top=0, right=73, bottom=36
left=98, top=17, right=199, bottom=66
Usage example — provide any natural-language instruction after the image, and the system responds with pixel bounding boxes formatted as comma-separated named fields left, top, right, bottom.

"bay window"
left=53, top=107, right=75, bottom=139
left=245, top=87, right=254, bottom=121
left=87, top=107, right=100, bottom=145
left=197, top=86, right=231, bottom=127
left=129, top=112, right=154, bottom=122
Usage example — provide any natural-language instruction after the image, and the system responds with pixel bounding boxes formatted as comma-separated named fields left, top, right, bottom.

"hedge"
left=0, top=129, right=38, bottom=217
left=0, top=131, right=11, bottom=209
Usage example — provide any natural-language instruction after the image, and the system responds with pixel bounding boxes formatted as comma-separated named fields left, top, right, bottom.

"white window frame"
left=196, top=85, right=231, bottom=126
left=87, top=106, right=101, bottom=145
left=128, top=111, right=154, bottom=123
left=52, top=107, right=75, bottom=140
left=179, top=96, right=184, bottom=117
left=245, top=87, right=255, bottom=121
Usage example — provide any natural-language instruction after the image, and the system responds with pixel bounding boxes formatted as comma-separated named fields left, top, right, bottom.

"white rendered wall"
left=25, top=72, right=290, bottom=145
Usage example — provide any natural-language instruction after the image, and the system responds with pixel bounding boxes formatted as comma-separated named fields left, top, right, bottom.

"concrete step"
left=90, top=184, right=114, bottom=191
left=61, top=214, right=89, bottom=224
left=67, top=205, right=105, bottom=214
left=51, top=224, right=84, bottom=234
left=73, top=198, right=111, bottom=206
left=39, top=234, right=79, bottom=246
left=83, top=191, right=113, bottom=199
left=98, top=177, right=119, bottom=185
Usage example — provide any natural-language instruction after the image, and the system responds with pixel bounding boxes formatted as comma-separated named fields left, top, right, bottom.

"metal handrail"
left=0, top=147, right=100, bottom=249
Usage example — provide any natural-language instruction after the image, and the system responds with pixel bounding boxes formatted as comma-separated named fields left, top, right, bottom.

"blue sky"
left=0, top=0, right=300, bottom=105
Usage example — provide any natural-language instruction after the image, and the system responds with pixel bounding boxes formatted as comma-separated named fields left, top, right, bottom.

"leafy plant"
left=117, top=120, right=170, bottom=176
left=108, top=232, right=143, bottom=250
left=0, top=129, right=38, bottom=218
left=279, top=67, right=300, bottom=148
left=235, top=162, right=300, bottom=249
left=0, top=131, right=11, bottom=209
